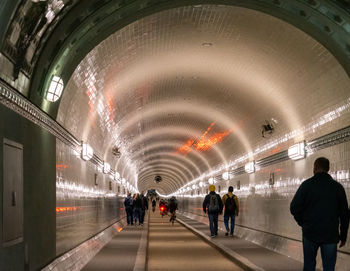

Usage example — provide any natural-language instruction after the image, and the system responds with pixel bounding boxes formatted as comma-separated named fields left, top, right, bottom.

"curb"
left=133, top=210, right=150, bottom=271
left=176, top=217, right=265, bottom=271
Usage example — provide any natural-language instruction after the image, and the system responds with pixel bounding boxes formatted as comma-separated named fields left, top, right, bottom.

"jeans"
left=208, top=213, right=218, bottom=236
left=140, top=209, right=145, bottom=224
left=302, top=236, right=337, bottom=271
left=126, top=206, right=133, bottom=225
left=224, top=213, right=235, bottom=235
left=134, top=208, right=141, bottom=224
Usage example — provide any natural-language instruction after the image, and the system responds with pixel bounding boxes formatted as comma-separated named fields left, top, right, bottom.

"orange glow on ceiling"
left=176, top=123, right=231, bottom=155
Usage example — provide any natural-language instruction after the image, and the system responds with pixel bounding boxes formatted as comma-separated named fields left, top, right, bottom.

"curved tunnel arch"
left=137, top=159, right=196, bottom=180
left=23, top=1, right=350, bottom=195
left=135, top=160, right=194, bottom=187
left=29, top=0, right=350, bottom=116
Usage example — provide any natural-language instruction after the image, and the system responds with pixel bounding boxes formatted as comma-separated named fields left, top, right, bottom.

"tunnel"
left=0, top=0, right=350, bottom=270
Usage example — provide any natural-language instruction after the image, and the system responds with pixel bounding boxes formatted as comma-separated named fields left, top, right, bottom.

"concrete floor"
left=82, top=221, right=147, bottom=271
left=147, top=211, right=243, bottom=271
left=178, top=214, right=305, bottom=271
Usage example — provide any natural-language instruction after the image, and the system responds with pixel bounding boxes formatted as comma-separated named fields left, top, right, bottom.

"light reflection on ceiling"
left=57, top=5, right=350, bottom=194
left=176, top=123, right=231, bottom=155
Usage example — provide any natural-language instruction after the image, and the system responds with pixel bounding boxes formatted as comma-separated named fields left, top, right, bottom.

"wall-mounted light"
left=81, top=142, right=93, bottom=161
left=114, top=171, right=120, bottom=180
left=208, top=177, right=214, bottom=184
left=103, top=162, right=110, bottom=173
left=46, top=76, right=64, bottom=102
left=192, top=184, right=197, bottom=190
left=222, top=172, right=230, bottom=180
left=245, top=161, right=255, bottom=174
left=288, top=141, right=306, bottom=160
left=121, top=178, right=126, bottom=184
left=199, top=181, right=204, bottom=187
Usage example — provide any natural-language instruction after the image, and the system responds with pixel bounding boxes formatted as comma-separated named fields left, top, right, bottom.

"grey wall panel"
left=0, top=103, right=56, bottom=271
left=178, top=141, right=350, bottom=270
left=56, top=140, right=125, bottom=256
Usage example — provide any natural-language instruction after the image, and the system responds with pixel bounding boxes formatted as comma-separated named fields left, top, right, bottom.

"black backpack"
left=208, top=194, right=219, bottom=213
left=225, top=194, right=236, bottom=214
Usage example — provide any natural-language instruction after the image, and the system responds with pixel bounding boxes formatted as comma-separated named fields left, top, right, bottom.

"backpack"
left=169, top=199, right=177, bottom=210
left=208, top=194, right=219, bottom=213
left=225, top=194, right=236, bottom=214
left=125, top=197, right=132, bottom=207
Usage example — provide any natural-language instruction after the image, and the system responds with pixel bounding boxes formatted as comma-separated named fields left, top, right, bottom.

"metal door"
left=3, top=138, right=23, bottom=247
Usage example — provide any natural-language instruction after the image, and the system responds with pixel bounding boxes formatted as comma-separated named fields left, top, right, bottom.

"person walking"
left=133, top=193, right=142, bottom=225
left=222, top=186, right=239, bottom=236
left=124, top=193, right=134, bottom=225
left=290, top=157, right=349, bottom=271
left=139, top=192, right=148, bottom=225
left=168, top=196, right=178, bottom=223
left=203, top=185, right=223, bottom=237
left=152, top=198, right=156, bottom=212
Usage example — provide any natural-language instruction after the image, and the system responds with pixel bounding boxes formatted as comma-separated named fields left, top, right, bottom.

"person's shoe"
left=230, top=233, right=234, bottom=237
left=210, top=234, right=215, bottom=238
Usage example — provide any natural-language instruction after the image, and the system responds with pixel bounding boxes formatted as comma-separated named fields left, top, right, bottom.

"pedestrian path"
left=177, top=213, right=304, bottom=271
left=82, top=215, right=148, bottom=271
left=147, top=210, right=244, bottom=271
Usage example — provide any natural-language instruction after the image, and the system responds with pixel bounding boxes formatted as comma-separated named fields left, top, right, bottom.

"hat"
left=209, top=185, right=215, bottom=192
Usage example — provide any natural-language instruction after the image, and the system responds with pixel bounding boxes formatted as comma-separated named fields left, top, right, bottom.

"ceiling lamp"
left=121, top=178, right=126, bottom=184
left=199, top=181, right=204, bottom=187
left=208, top=177, right=214, bottom=184
left=103, top=162, right=111, bottom=173
left=46, top=76, right=64, bottom=102
left=288, top=141, right=306, bottom=160
left=222, top=172, right=230, bottom=180
left=81, top=143, right=93, bottom=161
left=245, top=161, right=255, bottom=174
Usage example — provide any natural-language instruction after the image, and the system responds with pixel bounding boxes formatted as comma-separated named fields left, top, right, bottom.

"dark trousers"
left=224, top=213, right=235, bottom=235
left=134, top=208, right=141, bottom=224
left=126, top=207, right=133, bottom=225
left=140, top=209, right=145, bottom=224
left=208, top=213, right=218, bottom=235
left=302, top=236, right=337, bottom=271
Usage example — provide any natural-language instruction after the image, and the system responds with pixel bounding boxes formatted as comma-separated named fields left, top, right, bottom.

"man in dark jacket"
left=203, top=185, right=223, bottom=237
left=290, top=157, right=349, bottom=271
left=124, top=193, right=133, bottom=225
left=139, top=192, right=148, bottom=226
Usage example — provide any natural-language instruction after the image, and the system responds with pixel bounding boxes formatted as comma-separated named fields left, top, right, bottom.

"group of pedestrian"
left=124, top=192, right=148, bottom=226
left=202, top=157, right=349, bottom=271
left=202, top=185, right=239, bottom=237
left=124, top=157, right=349, bottom=271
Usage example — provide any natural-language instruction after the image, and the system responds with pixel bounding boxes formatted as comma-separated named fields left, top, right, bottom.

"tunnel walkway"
left=177, top=213, right=305, bottom=271
left=81, top=216, right=148, bottom=271
left=147, top=210, right=243, bottom=271
left=79, top=208, right=313, bottom=271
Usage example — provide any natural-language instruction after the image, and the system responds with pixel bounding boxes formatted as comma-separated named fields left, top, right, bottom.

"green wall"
left=0, top=103, right=56, bottom=271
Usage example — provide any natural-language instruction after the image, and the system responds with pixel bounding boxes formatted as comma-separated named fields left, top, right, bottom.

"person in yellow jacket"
left=222, top=186, right=239, bottom=236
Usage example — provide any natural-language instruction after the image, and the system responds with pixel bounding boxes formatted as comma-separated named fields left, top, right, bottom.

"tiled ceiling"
left=57, top=5, right=350, bottom=194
